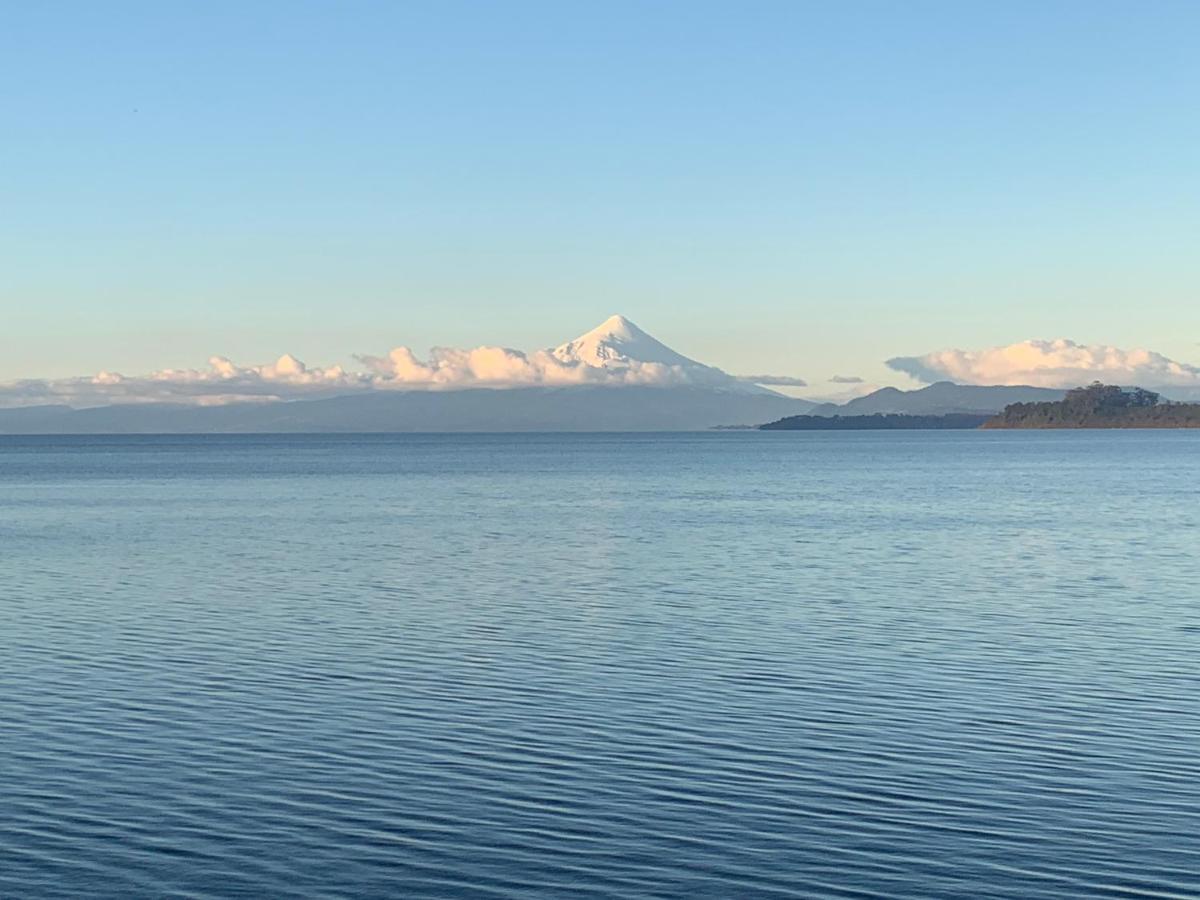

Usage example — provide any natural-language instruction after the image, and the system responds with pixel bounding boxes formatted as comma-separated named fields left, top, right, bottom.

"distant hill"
left=984, top=383, right=1200, bottom=428
left=0, top=386, right=817, bottom=434
left=809, top=382, right=1066, bottom=416
left=760, top=413, right=991, bottom=430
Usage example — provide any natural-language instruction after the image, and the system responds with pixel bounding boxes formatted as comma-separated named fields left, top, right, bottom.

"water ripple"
left=2, top=432, right=1199, bottom=898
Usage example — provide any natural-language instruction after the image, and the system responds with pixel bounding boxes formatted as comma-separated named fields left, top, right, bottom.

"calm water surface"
left=2, top=432, right=1199, bottom=898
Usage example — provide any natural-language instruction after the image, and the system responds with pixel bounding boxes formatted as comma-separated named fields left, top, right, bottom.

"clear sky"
left=3, top=0, right=1198, bottom=388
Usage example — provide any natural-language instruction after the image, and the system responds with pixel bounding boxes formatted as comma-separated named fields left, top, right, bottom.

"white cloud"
left=888, top=339, right=1200, bottom=391
left=829, top=375, right=863, bottom=384
left=2, top=316, right=800, bottom=409
left=0, top=353, right=368, bottom=409
left=355, top=344, right=721, bottom=389
left=0, top=344, right=754, bottom=409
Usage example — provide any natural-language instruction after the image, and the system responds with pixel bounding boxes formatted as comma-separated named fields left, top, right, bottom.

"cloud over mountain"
left=0, top=354, right=367, bottom=409
left=888, top=339, right=1200, bottom=391
left=0, top=316, right=778, bottom=409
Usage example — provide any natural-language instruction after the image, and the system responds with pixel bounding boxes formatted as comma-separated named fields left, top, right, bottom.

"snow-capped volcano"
left=553, top=315, right=704, bottom=368
left=551, top=314, right=770, bottom=393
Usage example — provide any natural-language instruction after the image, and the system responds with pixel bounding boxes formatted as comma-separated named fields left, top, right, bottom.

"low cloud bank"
left=355, top=345, right=726, bottom=389
left=888, top=339, right=1200, bottom=391
left=1, top=345, right=756, bottom=409
left=0, top=355, right=367, bottom=409
left=13, top=332, right=1198, bottom=410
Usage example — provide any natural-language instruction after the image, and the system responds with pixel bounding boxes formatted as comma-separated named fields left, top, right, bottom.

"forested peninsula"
left=983, top=383, right=1200, bottom=428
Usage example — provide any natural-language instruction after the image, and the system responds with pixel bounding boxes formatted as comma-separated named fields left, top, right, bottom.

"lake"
left=2, top=432, right=1199, bottom=898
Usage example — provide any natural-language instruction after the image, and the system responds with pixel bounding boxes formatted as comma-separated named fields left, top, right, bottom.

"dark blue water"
left=3, top=432, right=1199, bottom=898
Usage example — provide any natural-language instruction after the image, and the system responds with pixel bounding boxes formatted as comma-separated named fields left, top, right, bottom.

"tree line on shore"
left=983, top=383, right=1200, bottom=428
left=759, top=384, right=1200, bottom=430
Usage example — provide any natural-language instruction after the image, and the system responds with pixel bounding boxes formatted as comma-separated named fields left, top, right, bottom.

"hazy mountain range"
left=0, top=386, right=817, bottom=433
left=0, top=317, right=813, bottom=433
left=807, top=382, right=1065, bottom=417
left=0, top=317, right=1129, bottom=433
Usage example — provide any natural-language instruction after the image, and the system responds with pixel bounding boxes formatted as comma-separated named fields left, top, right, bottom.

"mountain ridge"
left=807, top=382, right=1067, bottom=416
left=0, top=318, right=1101, bottom=432
left=0, top=385, right=816, bottom=434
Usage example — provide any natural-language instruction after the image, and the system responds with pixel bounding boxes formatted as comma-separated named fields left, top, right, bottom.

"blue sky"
left=3, top=0, right=1198, bottom=388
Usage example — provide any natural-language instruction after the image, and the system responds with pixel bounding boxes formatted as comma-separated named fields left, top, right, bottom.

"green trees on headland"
left=758, top=384, right=1200, bottom=430
left=984, top=383, right=1200, bottom=428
